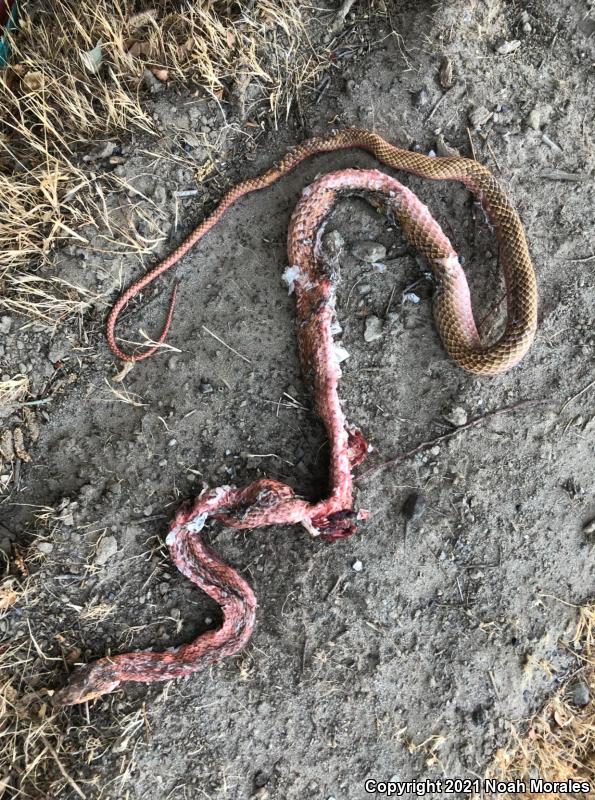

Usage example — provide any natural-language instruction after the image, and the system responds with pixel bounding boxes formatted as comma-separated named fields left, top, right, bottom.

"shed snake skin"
left=54, top=129, right=537, bottom=705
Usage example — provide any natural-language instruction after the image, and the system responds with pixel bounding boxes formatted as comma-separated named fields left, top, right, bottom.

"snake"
left=53, top=129, right=537, bottom=705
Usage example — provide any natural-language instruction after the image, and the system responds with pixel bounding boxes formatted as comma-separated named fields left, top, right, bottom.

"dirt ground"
left=2, top=0, right=595, bottom=797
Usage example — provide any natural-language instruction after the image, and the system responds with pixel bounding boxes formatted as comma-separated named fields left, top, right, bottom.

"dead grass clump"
left=0, top=374, right=28, bottom=407
left=1, top=273, right=97, bottom=329
left=0, top=0, right=326, bottom=282
left=485, top=602, right=595, bottom=799
left=0, top=598, right=76, bottom=797
left=0, top=568, right=150, bottom=797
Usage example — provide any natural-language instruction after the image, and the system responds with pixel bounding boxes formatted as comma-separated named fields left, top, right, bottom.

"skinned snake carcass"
left=53, top=129, right=537, bottom=706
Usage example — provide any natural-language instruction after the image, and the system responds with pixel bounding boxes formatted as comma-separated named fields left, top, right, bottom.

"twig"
left=173, top=190, right=200, bottom=198
left=466, top=127, right=477, bottom=161
left=559, top=379, right=595, bottom=414
left=540, top=170, right=590, bottom=182
left=356, top=398, right=550, bottom=480
left=40, top=734, right=86, bottom=799
left=202, top=325, right=251, bottom=364
left=566, top=254, right=595, bottom=263
left=485, top=138, right=502, bottom=173
left=425, top=91, right=448, bottom=124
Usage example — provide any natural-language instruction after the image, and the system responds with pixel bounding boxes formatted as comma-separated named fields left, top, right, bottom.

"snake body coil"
left=54, top=129, right=537, bottom=705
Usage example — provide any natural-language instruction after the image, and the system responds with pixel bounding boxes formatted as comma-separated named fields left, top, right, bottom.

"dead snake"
left=54, top=129, right=537, bottom=705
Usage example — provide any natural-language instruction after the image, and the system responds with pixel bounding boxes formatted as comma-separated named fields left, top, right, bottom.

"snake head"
left=53, top=661, right=121, bottom=707
left=313, top=510, right=358, bottom=542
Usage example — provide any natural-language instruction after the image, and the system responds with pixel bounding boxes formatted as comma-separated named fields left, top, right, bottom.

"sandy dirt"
left=2, top=0, right=595, bottom=797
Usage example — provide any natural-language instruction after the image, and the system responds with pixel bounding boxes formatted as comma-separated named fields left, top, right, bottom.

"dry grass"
left=0, top=374, right=28, bottom=407
left=0, top=0, right=327, bottom=300
left=484, top=602, right=595, bottom=799
left=0, top=568, right=149, bottom=798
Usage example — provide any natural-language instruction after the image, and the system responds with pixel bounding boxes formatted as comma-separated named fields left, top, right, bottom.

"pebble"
left=411, top=87, right=429, bottom=108
left=95, top=535, right=118, bottom=566
left=469, top=105, right=492, bottom=129
left=527, top=108, right=541, bottom=130
left=445, top=406, right=468, bottom=427
left=352, top=560, right=363, bottom=572
left=199, top=382, right=213, bottom=394
left=570, top=681, right=590, bottom=708
left=583, top=518, right=595, bottom=538
left=364, top=316, right=383, bottom=342
left=154, top=185, right=167, bottom=206
left=352, top=241, right=386, bottom=263
left=402, top=291, right=420, bottom=304
left=496, top=39, right=521, bottom=55
left=0, top=316, right=12, bottom=334
left=401, top=493, right=427, bottom=522
left=48, top=337, right=70, bottom=364
left=438, top=56, right=454, bottom=90
left=36, top=541, right=54, bottom=555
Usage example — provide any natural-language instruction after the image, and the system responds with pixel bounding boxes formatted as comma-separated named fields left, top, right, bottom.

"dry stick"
left=566, top=254, right=595, bottom=263
left=559, top=379, right=595, bottom=414
left=356, top=398, right=550, bottom=481
left=201, top=325, right=251, bottom=364
left=39, top=734, right=86, bottom=799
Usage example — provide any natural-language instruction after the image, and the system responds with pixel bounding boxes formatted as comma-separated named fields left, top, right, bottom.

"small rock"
left=496, top=39, right=521, bottom=55
left=527, top=108, right=541, bottom=130
left=0, top=316, right=12, bottom=334
left=364, top=316, right=383, bottom=342
left=153, top=185, right=167, bottom=206
left=402, top=291, right=420, bottom=304
left=411, top=87, right=429, bottom=108
left=569, top=681, right=590, bottom=708
left=445, top=406, right=468, bottom=427
left=98, top=141, right=117, bottom=159
left=358, top=284, right=371, bottom=295
left=401, top=493, right=427, bottom=523
left=469, top=105, right=492, bottom=129
left=199, top=382, right=213, bottom=394
left=352, top=241, right=386, bottom=263
left=143, top=67, right=165, bottom=94
left=48, top=337, right=70, bottom=364
left=36, top=541, right=54, bottom=555
left=583, top=518, right=595, bottom=538
left=352, top=560, right=363, bottom=572
left=438, top=56, right=454, bottom=90
left=95, top=535, right=118, bottom=566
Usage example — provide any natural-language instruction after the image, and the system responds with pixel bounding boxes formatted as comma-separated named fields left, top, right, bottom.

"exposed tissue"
left=334, top=345, right=350, bottom=364
left=282, top=265, right=301, bottom=294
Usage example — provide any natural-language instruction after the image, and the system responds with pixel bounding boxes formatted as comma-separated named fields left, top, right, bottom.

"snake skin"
left=107, top=128, right=537, bottom=374
left=55, top=130, right=537, bottom=705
